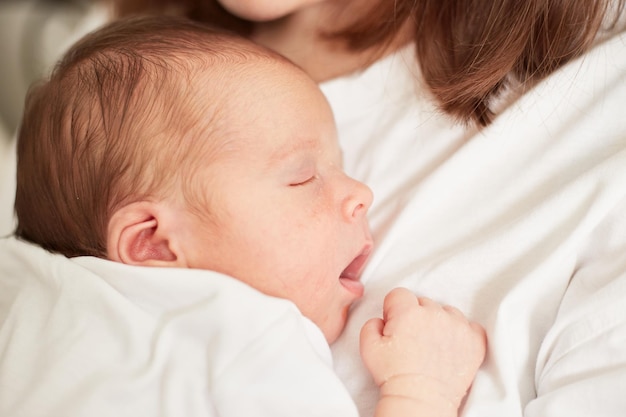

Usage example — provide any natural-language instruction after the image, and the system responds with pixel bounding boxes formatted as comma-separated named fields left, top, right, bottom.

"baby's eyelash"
left=290, top=175, right=316, bottom=187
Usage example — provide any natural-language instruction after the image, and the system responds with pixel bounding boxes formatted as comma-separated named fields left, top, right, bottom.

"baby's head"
left=16, top=16, right=279, bottom=258
left=15, top=16, right=373, bottom=342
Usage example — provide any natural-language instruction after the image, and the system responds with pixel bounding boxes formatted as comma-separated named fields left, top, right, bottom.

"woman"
left=115, top=1, right=626, bottom=415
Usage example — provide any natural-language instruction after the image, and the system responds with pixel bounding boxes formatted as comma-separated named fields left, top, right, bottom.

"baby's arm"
left=360, top=288, right=486, bottom=417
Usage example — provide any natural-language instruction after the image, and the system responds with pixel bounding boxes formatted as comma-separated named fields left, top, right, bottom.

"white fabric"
left=324, top=32, right=626, bottom=417
left=0, top=238, right=358, bottom=417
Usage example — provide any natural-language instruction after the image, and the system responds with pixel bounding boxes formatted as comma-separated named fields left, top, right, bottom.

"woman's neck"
left=250, top=4, right=413, bottom=82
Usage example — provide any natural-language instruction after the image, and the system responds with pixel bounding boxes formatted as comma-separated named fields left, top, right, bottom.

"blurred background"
left=0, top=0, right=108, bottom=235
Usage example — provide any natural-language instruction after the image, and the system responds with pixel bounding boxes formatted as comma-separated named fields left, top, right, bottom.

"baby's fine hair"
left=14, top=15, right=287, bottom=258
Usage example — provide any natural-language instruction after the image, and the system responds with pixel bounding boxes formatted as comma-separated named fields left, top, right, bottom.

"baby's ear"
left=107, top=201, right=187, bottom=267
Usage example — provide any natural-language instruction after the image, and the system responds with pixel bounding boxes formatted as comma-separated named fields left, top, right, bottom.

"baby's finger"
left=416, top=296, right=438, bottom=307
left=383, top=287, right=418, bottom=320
left=464, top=321, right=488, bottom=367
left=385, top=287, right=417, bottom=307
left=442, top=304, right=465, bottom=319
left=470, top=321, right=488, bottom=343
left=360, top=317, right=384, bottom=347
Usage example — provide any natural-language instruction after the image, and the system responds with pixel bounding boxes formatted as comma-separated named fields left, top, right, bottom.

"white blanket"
left=0, top=238, right=358, bottom=416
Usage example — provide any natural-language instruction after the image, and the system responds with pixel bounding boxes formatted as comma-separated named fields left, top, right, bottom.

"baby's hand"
left=360, top=288, right=486, bottom=415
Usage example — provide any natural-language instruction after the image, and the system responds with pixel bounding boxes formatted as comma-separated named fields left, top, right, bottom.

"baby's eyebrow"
left=268, top=138, right=318, bottom=164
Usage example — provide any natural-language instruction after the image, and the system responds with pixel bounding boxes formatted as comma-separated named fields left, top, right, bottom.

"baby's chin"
left=319, top=304, right=351, bottom=344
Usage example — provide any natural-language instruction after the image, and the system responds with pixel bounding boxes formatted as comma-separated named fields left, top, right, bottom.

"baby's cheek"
left=310, top=181, right=337, bottom=218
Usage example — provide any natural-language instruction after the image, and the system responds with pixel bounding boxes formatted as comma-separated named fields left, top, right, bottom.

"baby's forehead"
left=184, top=56, right=318, bottom=125
left=171, top=48, right=333, bottom=159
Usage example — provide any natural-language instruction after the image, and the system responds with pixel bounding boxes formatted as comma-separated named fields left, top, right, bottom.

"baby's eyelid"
left=289, top=174, right=317, bottom=187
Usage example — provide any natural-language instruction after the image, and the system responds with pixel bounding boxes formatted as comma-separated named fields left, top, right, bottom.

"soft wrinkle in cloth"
left=0, top=239, right=358, bottom=417
left=325, top=32, right=626, bottom=417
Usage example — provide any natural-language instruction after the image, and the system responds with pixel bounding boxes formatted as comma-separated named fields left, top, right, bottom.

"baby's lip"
left=340, top=241, right=373, bottom=282
left=339, top=242, right=372, bottom=298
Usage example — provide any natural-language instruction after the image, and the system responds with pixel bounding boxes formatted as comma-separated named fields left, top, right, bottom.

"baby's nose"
left=343, top=178, right=373, bottom=221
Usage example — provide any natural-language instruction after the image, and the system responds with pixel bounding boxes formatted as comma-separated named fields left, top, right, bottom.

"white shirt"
left=324, top=31, right=626, bottom=417
left=0, top=238, right=358, bottom=417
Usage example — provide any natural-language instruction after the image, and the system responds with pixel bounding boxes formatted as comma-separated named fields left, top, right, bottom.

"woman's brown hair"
left=112, top=0, right=625, bottom=126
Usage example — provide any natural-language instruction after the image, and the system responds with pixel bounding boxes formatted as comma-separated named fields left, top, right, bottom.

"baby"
left=13, top=16, right=485, bottom=417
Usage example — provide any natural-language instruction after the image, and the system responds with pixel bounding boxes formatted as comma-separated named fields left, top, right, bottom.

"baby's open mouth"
left=340, top=248, right=371, bottom=280
left=339, top=244, right=372, bottom=296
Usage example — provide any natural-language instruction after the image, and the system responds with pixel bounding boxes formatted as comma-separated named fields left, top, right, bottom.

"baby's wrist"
left=379, top=374, right=464, bottom=417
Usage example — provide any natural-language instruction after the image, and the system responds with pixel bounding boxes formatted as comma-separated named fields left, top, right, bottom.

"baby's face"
left=179, top=61, right=373, bottom=343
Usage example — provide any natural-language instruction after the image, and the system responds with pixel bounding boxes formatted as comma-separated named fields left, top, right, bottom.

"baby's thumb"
left=359, top=318, right=385, bottom=384
left=360, top=317, right=384, bottom=350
